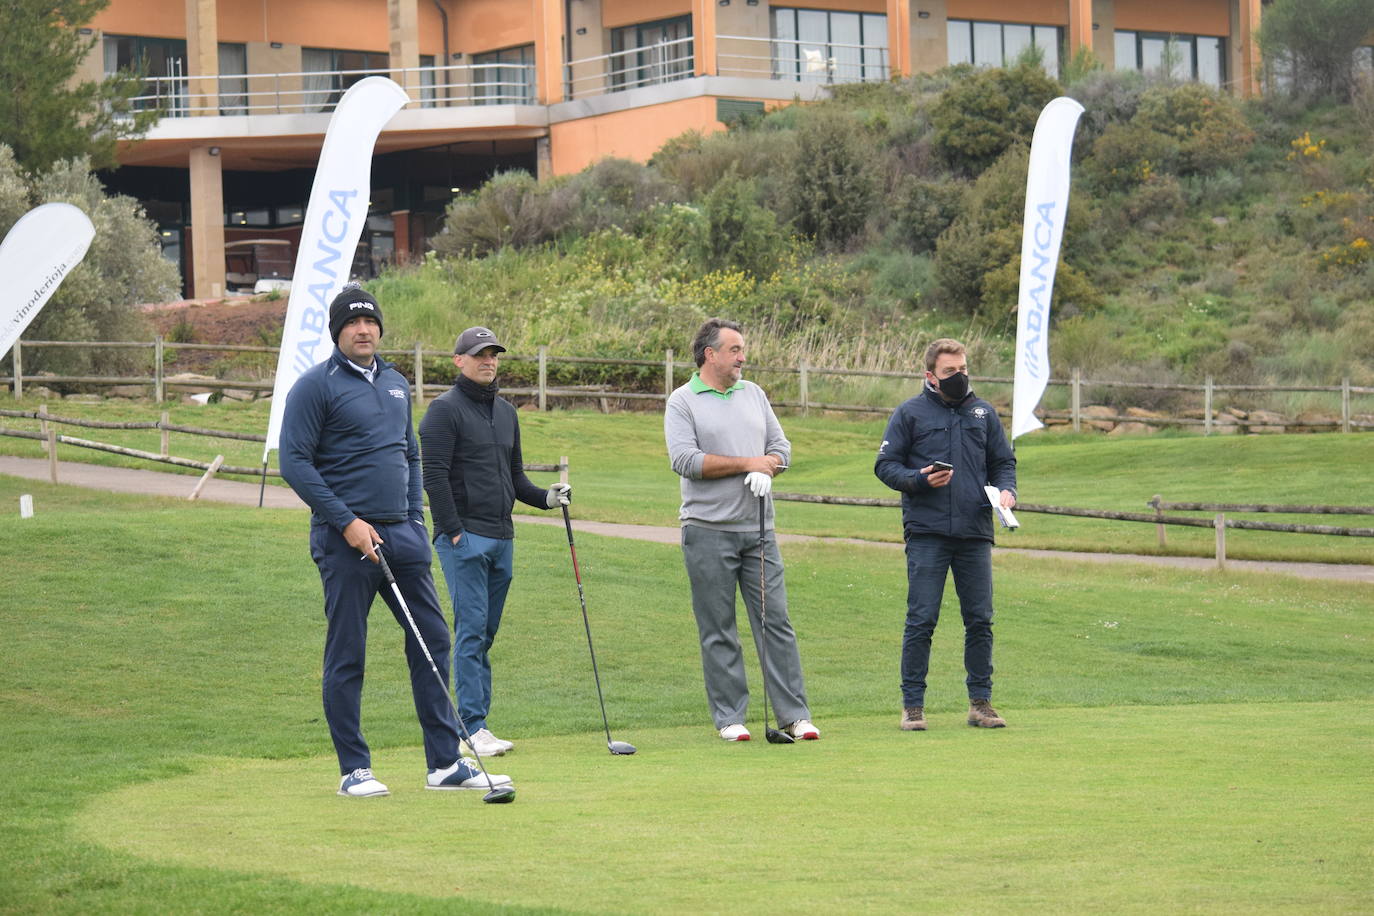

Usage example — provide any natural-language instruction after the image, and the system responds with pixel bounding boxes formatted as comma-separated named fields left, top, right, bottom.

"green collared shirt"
left=689, top=372, right=746, bottom=400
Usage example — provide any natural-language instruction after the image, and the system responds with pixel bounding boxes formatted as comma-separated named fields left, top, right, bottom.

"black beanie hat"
left=328, top=284, right=383, bottom=342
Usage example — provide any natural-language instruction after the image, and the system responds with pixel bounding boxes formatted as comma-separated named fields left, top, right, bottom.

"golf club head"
left=608, top=740, right=637, bottom=755
left=765, top=727, right=795, bottom=745
left=483, top=786, right=516, bottom=804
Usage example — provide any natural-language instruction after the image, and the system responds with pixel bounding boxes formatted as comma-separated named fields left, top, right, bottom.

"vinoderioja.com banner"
left=0, top=203, right=96, bottom=360
left=1012, top=96, right=1085, bottom=440
left=264, top=76, right=409, bottom=457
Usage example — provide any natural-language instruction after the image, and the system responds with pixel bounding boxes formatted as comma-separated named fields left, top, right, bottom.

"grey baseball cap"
left=454, top=326, right=506, bottom=355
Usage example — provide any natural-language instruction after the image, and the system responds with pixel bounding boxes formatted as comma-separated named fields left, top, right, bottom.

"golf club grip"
left=374, top=546, right=395, bottom=585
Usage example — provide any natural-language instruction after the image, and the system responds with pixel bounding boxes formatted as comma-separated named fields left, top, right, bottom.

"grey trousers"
left=680, top=524, right=811, bottom=729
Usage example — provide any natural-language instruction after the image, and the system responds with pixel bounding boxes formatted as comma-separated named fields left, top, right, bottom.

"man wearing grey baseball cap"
left=420, top=326, right=572, bottom=758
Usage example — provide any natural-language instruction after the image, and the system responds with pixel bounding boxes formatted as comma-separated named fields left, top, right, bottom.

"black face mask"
left=936, top=372, right=969, bottom=401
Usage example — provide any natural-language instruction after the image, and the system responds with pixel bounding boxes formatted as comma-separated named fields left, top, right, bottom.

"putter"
left=757, top=495, right=794, bottom=745
left=373, top=546, right=516, bottom=803
left=561, top=505, right=637, bottom=755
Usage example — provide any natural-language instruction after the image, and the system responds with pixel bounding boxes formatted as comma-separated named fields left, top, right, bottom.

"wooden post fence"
left=414, top=342, right=425, bottom=405
left=11, top=340, right=21, bottom=400
left=154, top=335, right=165, bottom=402
left=1072, top=367, right=1081, bottom=433
left=538, top=345, right=548, bottom=411
left=664, top=349, right=674, bottom=399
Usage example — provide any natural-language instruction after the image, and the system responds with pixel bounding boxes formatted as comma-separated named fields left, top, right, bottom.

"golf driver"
left=757, top=495, right=794, bottom=745
left=561, top=505, right=637, bottom=755
left=373, top=545, right=516, bottom=803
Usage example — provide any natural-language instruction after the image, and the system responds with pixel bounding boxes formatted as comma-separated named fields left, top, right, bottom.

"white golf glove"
left=745, top=471, right=772, bottom=497
left=546, top=483, right=572, bottom=508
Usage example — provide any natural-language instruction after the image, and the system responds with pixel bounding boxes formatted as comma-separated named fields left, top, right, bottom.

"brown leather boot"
left=900, top=706, right=927, bottom=731
left=967, top=699, right=1007, bottom=728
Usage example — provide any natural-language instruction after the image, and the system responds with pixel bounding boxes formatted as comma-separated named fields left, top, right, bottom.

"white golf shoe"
left=784, top=719, right=820, bottom=740
left=719, top=723, right=752, bottom=741
left=460, top=727, right=513, bottom=757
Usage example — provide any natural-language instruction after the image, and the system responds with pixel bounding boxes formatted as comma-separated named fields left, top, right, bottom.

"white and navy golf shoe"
left=426, top=758, right=513, bottom=791
left=338, top=768, right=389, bottom=797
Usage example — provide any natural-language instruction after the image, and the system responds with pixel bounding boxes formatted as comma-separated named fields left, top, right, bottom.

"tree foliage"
left=0, top=0, right=156, bottom=172
left=785, top=107, right=877, bottom=249
left=0, top=144, right=180, bottom=377
left=1258, top=0, right=1374, bottom=101
left=930, top=61, right=1061, bottom=174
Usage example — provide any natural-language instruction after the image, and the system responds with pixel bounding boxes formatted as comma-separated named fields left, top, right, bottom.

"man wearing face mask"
left=874, top=338, right=1017, bottom=732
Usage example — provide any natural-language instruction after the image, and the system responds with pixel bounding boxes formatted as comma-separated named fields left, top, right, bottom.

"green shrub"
left=565, top=156, right=681, bottom=235
left=650, top=127, right=796, bottom=205
left=931, top=61, right=1061, bottom=174
left=785, top=107, right=878, bottom=249
left=430, top=170, right=571, bottom=257
left=1133, top=83, right=1254, bottom=175
left=1085, top=123, right=1181, bottom=192
left=892, top=176, right=967, bottom=252
left=696, top=172, right=791, bottom=279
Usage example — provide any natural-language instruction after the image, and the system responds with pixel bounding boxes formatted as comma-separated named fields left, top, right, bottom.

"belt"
left=360, top=516, right=407, bottom=526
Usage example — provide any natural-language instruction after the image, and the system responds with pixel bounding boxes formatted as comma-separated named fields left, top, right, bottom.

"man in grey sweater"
left=665, top=318, right=819, bottom=742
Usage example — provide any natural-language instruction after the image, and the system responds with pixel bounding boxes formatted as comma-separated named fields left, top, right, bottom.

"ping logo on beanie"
left=328, top=284, right=384, bottom=342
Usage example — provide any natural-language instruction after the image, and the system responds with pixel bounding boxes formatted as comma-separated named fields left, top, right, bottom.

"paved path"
left=3, top=456, right=1371, bottom=585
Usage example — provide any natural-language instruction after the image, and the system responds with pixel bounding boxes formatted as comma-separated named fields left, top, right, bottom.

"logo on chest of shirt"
left=972, top=407, right=988, bottom=418
left=387, top=388, right=406, bottom=399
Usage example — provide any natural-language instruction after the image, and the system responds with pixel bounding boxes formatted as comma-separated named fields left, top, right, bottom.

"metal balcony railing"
left=563, top=36, right=696, bottom=100
left=717, top=34, right=890, bottom=85
left=123, top=62, right=539, bottom=119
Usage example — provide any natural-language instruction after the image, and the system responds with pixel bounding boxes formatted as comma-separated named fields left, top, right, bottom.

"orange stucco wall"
left=92, top=0, right=391, bottom=51
left=603, top=0, right=691, bottom=31
left=452, top=0, right=537, bottom=54
left=550, top=95, right=723, bottom=174
left=951, top=0, right=1066, bottom=25
left=1114, top=0, right=1228, bottom=36
left=776, top=0, right=885, bottom=12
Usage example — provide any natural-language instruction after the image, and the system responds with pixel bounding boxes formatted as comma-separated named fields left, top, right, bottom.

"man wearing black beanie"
left=280, top=285, right=512, bottom=797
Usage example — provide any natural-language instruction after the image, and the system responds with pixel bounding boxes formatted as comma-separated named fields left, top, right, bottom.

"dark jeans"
left=310, top=518, right=460, bottom=774
left=901, top=534, right=994, bottom=707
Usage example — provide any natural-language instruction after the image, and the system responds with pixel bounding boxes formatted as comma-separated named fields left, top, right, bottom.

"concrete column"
left=566, top=0, right=608, bottom=97
left=392, top=210, right=412, bottom=264
left=189, top=146, right=226, bottom=300
left=885, top=0, right=910, bottom=77
left=534, top=0, right=564, bottom=104
left=1232, top=0, right=1262, bottom=98
left=1067, top=0, right=1093, bottom=61
left=909, top=1, right=948, bottom=76
left=716, top=0, right=769, bottom=78
left=1092, top=0, right=1115, bottom=69
left=692, top=0, right=718, bottom=77
left=185, top=0, right=219, bottom=115
left=388, top=0, right=420, bottom=95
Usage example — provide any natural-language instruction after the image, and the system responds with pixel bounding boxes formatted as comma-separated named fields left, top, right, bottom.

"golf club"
left=757, top=495, right=794, bottom=745
left=373, top=545, right=516, bottom=803
left=561, top=505, right=637, bottom=755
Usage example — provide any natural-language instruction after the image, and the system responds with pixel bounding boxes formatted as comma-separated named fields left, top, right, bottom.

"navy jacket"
left=874, top=385, right=1017, bottom=542
left=419, top=384, right=547, bottom=541
left=279, top=349, right=423, bottom=531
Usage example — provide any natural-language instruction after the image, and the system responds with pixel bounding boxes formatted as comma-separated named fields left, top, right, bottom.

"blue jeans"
left=901, top=534, right=995, bottom=707
left=434, top=531, right=514, bottom=733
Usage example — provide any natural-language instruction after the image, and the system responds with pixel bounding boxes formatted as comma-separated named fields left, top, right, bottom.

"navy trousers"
left=309, top=518, right=461, bottom=774
left=901, top=534, right=995, bottom=707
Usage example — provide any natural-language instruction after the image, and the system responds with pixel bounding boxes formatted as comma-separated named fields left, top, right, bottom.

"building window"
left=610, top=16, right=694, bottom=91
left=472, top=45, right=535, bottom=104
left=947, top=19, right=1062, bottom=78
left=218, top=43, right=247, bottom=115
left=772, top=8, right=888, bottom=84
left=103, top=35, right=188, bottom=114
left=419, top=54, right=437, bottom=107
left=1114, top=32, right=1226, bottom=88
left=301, top=48, right=388, bottom=112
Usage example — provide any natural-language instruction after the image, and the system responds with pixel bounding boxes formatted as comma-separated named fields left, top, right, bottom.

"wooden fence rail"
left=7, top=337, right=1374, bottom=432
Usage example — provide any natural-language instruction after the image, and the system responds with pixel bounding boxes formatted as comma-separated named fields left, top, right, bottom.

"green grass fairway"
left=75, top=705, right=1371, bottom=914
left=1, top=478, right=1371, bottom=912
left=3, top=400, right=1371, bottom=563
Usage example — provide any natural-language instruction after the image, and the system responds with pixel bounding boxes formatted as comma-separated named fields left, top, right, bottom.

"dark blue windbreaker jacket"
left=874, top=385, right=1017, bottom=542
left=279, top=348, right=423, bottom=531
